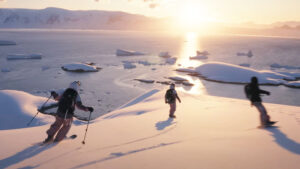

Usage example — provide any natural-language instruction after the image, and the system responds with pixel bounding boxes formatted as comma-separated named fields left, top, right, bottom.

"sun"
left=176, top=3, right=211, bottom=31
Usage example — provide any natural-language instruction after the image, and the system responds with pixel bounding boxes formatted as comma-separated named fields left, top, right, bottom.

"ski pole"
left=82, top=111, right=92, bottom=145
left=27, top=95, right=52, bottom=126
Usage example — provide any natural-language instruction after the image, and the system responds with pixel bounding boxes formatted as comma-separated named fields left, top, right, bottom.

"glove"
left=87, top=107, right=94, bottom=112
left=50, top=91, right=58, bottom=98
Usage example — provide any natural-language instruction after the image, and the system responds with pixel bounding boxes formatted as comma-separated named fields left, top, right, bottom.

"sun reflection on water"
left=175, top=32, right=206, bottom=95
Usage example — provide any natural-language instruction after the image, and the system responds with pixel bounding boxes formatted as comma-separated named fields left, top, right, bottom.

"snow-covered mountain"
left=0, top=7, right=165, bottom=30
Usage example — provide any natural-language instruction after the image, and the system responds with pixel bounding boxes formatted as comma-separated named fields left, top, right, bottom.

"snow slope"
left=0, top=90, right=300, bottom=169
left=0, top=90, right=55, bottom=130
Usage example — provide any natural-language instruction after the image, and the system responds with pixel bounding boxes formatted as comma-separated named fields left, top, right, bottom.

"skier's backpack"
left=244, top=84, right=252, bottom=100
left=57, top=88, right=78, bottom=116
left=165, top=89, right=175, bottom=103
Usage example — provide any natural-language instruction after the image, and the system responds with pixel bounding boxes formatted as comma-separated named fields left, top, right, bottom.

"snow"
left=6, top=54, right=42, bottom=60
left=61, top=63, right=101, bottom=72
left=270, top=63, right=300, bottom=70
left=0, top=89, right=300, bottom=169
left=158, top=52, right=171, bottom=58
left=116, top=49, right=145, bottom=56
left=186, top=62, right=300, bottom=85
left=0, top=90, right=55, bottom=130
left=0, top=40, right=16, bottom=46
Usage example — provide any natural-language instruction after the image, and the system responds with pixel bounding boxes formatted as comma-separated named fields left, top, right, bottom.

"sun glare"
left=174, top=2, right=215, bottom=32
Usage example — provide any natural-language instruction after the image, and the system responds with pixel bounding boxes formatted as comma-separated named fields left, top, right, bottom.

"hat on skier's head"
left=170, top=83, right=175, bottom=89
left=251, top=76, right=258, bottom=84
left=69, top=81, right=81, bottom=91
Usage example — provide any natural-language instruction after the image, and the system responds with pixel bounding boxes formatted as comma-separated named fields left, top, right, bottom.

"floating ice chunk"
left=134, top=79, right=155, bottom=83
left=239, top=63, right=250, bottom=67
left=116, top=49, right=145, bottom=56
left=189, top=50, right=209, bottom=60
left=189, top=55, right=208, bottom=60
left=159, top=52, right=171, bottom=58
left=138, top=61, right=152, bottom=66
left=270, top=63, right=300, bottom=70
left=7, top=54, right=42, bottom=60
left=196, top=50, right=210, bottom=56
left=1, top=68, right=11, bottom=72
left=123, top=61, right=136, bottom=69
left=168, top=76, right=188, bottom=82
left=237, top=50, right=253, bottom=57
left=182, top=81, right=194, bottom=86
left=0, top=40, right=16, bottom=46
left=165, top=57, right=177, bottom=64
left=175, top=68, right=196, bottom=74
left=284, top=81, right=300, bottom=88
left=61, top=63, right=101, bottom=72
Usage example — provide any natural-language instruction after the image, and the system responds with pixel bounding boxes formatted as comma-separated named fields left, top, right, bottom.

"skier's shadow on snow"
left=266, top=127, right=300, bottom=155
left=155, top=118, right=176, bottom=130
left=0, top=144, right=55, bottom=169
left=72, top=141, right=182, bottom=169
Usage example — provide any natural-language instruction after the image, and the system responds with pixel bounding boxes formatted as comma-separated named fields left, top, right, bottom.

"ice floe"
left=123, top=61, right=137, bottom=69
left=0, top=40, right=16, bottom=46
left=270, top=63, right=300, bottom=70
left=237, top=50, right=253, bottom=57
left=116, top=49, right=145, bottom=56
left=158, top=51, right=171, bottom=58
left=61, top=63, right=101, bottom=72
left=6, top=54, right=42, bottom=60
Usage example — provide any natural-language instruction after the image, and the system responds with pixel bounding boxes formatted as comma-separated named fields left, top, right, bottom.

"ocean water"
left=0, top=29, right=299, bottom=119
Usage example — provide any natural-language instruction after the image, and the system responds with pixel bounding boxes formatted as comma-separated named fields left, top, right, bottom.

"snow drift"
left=0, top=90, right=54, bottom=130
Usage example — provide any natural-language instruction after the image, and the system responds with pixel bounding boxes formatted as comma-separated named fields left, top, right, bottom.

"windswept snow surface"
left=182, top=62, right=300, bottom=85
left=0, top=90, right=300, bottom=169
left=61, top=63, right=101, bottom=72
left=0, top=90, right=55, bottom=130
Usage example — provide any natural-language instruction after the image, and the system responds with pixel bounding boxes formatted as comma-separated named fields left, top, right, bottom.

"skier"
left=165, top=83, right=181, bottom=118
left=43, top=81, right=94, bottom=143
left=245, top=76, right=275, bottom=127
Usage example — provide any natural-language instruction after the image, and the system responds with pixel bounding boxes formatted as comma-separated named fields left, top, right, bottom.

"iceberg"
left=116, top=49, right=145, bottom=56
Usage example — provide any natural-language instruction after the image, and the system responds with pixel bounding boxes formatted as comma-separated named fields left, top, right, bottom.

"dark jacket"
left=249, top=83, right=270, bottom=103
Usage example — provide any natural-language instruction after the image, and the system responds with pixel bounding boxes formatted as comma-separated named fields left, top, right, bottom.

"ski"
left=35, top=134, right=77, bottom=146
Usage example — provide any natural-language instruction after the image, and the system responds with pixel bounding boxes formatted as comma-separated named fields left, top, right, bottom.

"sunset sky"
left=0, top=0, right=299, bottom=24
